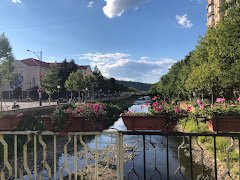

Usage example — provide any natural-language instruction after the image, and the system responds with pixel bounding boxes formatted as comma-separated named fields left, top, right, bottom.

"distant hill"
left=116, top=80, right=152, bottom=91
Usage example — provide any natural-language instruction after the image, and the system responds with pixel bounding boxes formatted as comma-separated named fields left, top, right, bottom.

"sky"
left=0, top=0, right=207, bottom=84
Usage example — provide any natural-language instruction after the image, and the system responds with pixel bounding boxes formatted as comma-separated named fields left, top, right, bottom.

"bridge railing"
left=0, top=131, right=240, bottom=179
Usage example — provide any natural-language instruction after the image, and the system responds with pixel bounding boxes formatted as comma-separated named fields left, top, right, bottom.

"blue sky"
left=0, top=0, right=207, bottom=83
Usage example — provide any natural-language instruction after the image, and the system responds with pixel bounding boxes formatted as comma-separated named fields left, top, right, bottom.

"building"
left=207, top=0, right=239, bottom=27
left=2, top=58, right=92, bottom=99
left=207, top=0, right=224, bottom=27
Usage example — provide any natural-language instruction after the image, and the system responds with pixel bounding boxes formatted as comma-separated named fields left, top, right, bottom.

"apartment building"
left=207, top=0, right=224, bottom=27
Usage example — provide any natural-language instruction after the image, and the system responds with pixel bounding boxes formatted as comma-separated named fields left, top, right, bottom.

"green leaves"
left=154, top=5, right=240, bottom=100
left=42, top=64, right=61, bottom=101
left=0, top=33, right=15, bottom=85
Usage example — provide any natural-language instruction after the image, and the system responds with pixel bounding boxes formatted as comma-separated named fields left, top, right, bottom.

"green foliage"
left=116, top=80, right=151, bottom=91
left=154, top=5, right=240, bottom=101
left=42, top=64, right=61, bottom=102
left=207, top=105, right=240, bottom=117
left=51, top=108, right=69, bottom=131
left=0, top=33, right=15, bottom=86
left=59, top=59, right=78, bottom=96
left=179, top=116, right=208, bottom=133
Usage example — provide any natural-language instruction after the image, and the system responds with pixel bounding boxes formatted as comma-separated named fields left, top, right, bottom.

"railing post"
left=166, top=133, right=169, bottom=180
left=117, top=132, right=124, bottom=180
left=189, top=136, right=193, bottom=180
left=14, top=134, right=17, bottom=180
left=34, top=134, right=37, bottom=179
left=214, top=136, right=218, bottom=180
left=143, top=134, right=146, bottom=180
left=74, top=135, right=78, bottom=180
left=53, top=135, right=57, bottom=180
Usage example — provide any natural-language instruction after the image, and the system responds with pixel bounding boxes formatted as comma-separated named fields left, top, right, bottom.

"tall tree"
left=0, top=33, right=15, bottom=110
left=42, top=64, right=61, bottom=104
left=59, top=59, right=78, bottom=97
left=65, top=71, right=77, bottom=100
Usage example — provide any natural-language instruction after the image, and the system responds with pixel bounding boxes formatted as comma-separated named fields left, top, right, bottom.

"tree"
left=65, top=71, right=77, bottom=100
left=0, top=33, right=15, bottom=110
left=42, top=64, right=61, bottom=104
left=59, top=59, right=78, bottom=97
left=65, top=70, right=85, bottom=101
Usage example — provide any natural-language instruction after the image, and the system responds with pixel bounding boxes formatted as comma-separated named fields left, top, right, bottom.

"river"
left=34, top=96, right=208, bottom=179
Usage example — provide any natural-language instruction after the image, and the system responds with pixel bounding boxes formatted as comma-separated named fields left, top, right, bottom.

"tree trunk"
left=49, top=94, right=51, bottom=105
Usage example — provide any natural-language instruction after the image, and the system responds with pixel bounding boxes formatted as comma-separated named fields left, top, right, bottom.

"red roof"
left=77, top=65, right=90, bottom=70
left=21, top=58, right=50, bottom=68
left=20, top=58, right=91, bottom=70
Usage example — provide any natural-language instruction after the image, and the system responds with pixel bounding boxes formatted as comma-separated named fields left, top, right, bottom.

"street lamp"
left=26, top=49, right=43, bottom=106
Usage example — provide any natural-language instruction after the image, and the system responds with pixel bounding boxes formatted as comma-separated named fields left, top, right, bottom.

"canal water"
left=33, top=96, right=208, bottom=179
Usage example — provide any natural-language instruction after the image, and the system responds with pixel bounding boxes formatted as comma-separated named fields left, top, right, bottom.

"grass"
left=179, top=117, right=239, bottom=178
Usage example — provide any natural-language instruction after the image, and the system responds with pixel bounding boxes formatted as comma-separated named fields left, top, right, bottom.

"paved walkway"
left=1, top=101, right=57, bottom=111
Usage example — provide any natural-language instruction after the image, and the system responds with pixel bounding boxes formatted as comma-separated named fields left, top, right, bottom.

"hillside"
left=116, top=80, right=152, bottom=91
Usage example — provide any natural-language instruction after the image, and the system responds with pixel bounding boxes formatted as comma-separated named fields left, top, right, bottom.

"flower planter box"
left=208, top=116, right=240, bottom=132
left=0, top=113, right=23, bottom=130
left=120, top=113, right=177, bottom=131
left=42, top=114, right=97, bottom=132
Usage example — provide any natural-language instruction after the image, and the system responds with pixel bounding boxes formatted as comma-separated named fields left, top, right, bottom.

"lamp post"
left=26, top=49, right=43, bottom=106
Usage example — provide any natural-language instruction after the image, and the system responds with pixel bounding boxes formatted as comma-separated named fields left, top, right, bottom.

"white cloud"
left=88, top=1, right=94, bottom=8
left=12, top=0, right=21, bottom=3
left=79, top=52, right=130, bottom=62
left=79, top=52, right=176, bottom=83
left=176, top=14, right=193, bottom=29
left=103, top=0, right=151, bottom=18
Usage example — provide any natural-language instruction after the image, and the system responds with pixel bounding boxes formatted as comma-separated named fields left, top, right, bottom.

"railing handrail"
left=1, top=130, right=240, bottom=137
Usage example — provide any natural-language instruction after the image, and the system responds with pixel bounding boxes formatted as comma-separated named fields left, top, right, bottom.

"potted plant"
left=0, top=112, right=23, bottom=130
left=43, top=102, right=107, bottom=132
left=42, top=108, right=69, bottom=131
left=66, top=102, right=107, bottom=131
left=194, top=98, right=240, bottom=132
left=120, top=97, right=188, bottom=131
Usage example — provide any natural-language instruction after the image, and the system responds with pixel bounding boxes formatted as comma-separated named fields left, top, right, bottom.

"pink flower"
left=152, top=102, right=157, bottom=107
left=187, top=106, right=192, bottom=112
left=196, top=98, right=201, bottom=105
left=211, top=104, right=215, bottom=108
left=237, top=97, right=240, bottom=102
left=199, top=104, right=204, bottom=109
left=174, top=107, right=180, bottom=113
left=145, top=102, right=148, bottom=106
left=216, top=98, right=226, bottom=103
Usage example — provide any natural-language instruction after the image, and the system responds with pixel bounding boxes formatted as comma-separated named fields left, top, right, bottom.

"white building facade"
left=2, top=58, right=92, bottom=99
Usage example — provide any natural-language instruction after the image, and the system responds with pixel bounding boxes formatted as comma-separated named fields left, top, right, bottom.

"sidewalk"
left=1, top=101, right=57, bottom=111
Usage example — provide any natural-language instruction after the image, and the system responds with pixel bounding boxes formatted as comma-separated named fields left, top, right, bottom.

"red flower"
left=145, top=102, right=148, bottom=106
left=187, top=106, right=192, bottom=112
left=152, top=102, right=157, bottom=107
left=152, top=96, right=157, bottom=100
